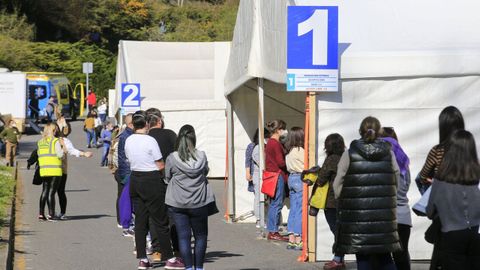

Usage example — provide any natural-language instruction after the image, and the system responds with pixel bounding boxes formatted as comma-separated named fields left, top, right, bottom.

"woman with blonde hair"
left=37, top=123, right=65, bottom=221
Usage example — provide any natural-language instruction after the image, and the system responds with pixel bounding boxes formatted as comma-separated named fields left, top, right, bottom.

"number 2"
left=123, top=85, right=139, bottom=106
left=298, top=9, right=329, bottom=66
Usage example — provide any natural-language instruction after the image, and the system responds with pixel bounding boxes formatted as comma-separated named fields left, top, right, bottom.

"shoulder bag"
left=261, top=171, right=280, bottom=198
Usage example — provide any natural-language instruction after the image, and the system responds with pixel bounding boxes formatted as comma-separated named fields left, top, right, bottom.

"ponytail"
left=359, top=116, right=381, bottom=143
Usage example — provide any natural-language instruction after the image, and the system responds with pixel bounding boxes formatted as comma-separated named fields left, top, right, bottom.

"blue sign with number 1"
left=287, top=6, right=338, bottom=92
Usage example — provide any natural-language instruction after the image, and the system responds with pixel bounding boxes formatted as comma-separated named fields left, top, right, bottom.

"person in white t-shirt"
left=97, top=98, right=108, bottom=123
left=125, top=110, right=181, bottom=270
left=94, top=114, right=103, bottom=146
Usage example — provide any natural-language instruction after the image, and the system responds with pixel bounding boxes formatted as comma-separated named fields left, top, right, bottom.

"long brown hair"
left=285, top=127, right=304, bottom=152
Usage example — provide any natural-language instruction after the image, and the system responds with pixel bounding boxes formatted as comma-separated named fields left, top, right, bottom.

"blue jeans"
left=99, top=113, right=107, bottom=123
left=356, top=253, right=397, bottom=270
left=267, top=174, right=285, bottom=233
left=287, top=173, right=303, bottom=235
left=101, top=145, right=110, bottom=166
left=85, top=129, right=96, bottom=146
left=169, top=205, right=209, bottom=269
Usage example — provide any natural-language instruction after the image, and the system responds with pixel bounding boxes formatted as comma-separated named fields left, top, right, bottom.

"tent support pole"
left=299, top=93, right=311, bottom=262
left=308, top=92, right=317, bottom=262
left=257, top=78, right=266, bottom=237
left=226, top=96, right=235, bottom=222
left=119, top=40, right=131, bottom=127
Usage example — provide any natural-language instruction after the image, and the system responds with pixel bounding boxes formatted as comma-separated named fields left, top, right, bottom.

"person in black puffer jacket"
left=333, top=116, right=401, bottom=270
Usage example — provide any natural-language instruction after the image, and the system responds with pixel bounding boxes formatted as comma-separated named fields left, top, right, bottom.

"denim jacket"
left=116, top=127, right=133, bottom=180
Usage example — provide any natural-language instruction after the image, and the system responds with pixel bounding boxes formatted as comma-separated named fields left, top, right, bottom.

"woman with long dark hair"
left=418, top=106, right=465, bottom=270
left=427, top=130, right=480, bottom=270
left=419, top=106, right=465, bottom=188
left=333, top=116, right=401, bottom=270
left=125, top=110, right=177, bottom=270
left=165, top=124, right=215, bottom=270
left=317, top=133, right=346, bottom=270
left=265, top=119, right=289, bottom=242
left=285, top=127, right=305, bottom=250
left=251, top=128, right=270, bottom=227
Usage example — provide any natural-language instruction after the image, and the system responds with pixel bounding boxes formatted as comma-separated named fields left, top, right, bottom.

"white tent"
left=225, top=0, right=480, bottom=261
left=115, top=41, right=231, bottom=177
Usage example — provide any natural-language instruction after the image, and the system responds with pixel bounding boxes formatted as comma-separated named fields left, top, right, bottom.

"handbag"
left=425, top=217, right=442, bottom=244
left=309, top=182, right=329, bottom=209
left=261, top=171, right=280, bottom=198
left=207, top=200, right=219, bottom=216
left=412, top=186, right=431, bottom=216
left=32, top=167, right=42, bottom=185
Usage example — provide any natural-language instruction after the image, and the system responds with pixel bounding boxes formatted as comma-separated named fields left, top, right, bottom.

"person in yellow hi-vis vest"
left=37, top=123, right=65, bottom=221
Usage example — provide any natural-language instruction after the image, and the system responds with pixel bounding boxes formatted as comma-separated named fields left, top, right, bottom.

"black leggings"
left=57, top=174, right=68, bottom=215
left=393, top=223, right=411, bottom=270
left=39, top=176, right=60, bottom=217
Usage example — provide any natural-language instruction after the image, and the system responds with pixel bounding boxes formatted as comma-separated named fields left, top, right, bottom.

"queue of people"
left=112, top=108, right=216, bottom=270
left=244, top=105, right=479, bottom=270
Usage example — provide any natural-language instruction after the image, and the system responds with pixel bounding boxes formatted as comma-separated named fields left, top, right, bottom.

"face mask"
left=264, top=138, right=268, bottom=144
left=280, top=129, right=288, bottom=137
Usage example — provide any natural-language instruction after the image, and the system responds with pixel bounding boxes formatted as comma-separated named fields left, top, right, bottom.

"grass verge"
left=0, top=165, right=15, bottom=225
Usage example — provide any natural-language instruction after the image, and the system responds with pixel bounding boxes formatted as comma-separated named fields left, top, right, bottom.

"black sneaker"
left=122, top=229, right=135, bottom=237
left=46, top=215, right=58, bottom=222
left=138, top=260, right=152, bottom=270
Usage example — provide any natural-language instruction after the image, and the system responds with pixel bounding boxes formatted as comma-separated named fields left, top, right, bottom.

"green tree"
left=0, top=11, right=34, bottom=40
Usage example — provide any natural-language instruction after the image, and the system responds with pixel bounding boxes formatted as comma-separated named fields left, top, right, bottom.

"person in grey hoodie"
left=165, top=124, right=215, bottom=270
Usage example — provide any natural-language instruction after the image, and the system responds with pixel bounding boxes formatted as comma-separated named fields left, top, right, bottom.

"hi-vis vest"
left=37, top=137, right=62, bottom=177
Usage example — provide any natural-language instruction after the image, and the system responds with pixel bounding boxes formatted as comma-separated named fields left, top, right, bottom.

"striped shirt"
left=420, top=144, right=445, bottom=182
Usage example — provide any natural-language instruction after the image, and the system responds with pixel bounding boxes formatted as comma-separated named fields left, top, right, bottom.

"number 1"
left=298, top=9, right=329, bottom=66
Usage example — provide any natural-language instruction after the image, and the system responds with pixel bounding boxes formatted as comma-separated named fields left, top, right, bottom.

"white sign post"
left=83, top=62, right=93, bottom=115
left=287, top=6, right=339, bottom=92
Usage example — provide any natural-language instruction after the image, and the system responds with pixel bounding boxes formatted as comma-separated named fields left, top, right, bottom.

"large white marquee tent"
left=114, top=41, right=231, bottom=177
left=224, top=0, right=480, bottom=261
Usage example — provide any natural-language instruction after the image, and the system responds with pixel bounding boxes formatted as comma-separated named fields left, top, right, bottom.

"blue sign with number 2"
left=121, top=83, right=141, bottom=107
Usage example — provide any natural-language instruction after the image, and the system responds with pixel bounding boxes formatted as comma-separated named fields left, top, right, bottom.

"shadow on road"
left=204, top=250, right=243, bottom=263
left=65, top=189, right=90, bottom=192
left=15, top=229, right=36, bottom=235
left=17, top=141, right=38, bottom=159
left=66, top=214, right=111, bottom=220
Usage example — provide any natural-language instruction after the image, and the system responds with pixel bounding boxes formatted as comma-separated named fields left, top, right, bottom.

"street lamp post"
left=82, top=62, right=93, bottom=116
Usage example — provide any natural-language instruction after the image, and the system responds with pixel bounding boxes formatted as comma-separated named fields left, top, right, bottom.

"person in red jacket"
left=86, top=88, right=97, bottom=111
left=265, top=119, right=289, bottom=242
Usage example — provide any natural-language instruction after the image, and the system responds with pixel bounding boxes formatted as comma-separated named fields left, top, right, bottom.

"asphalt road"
left=13, top=121, right=430, bottom=270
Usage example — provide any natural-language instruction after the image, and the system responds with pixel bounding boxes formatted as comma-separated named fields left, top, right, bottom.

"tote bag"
left=261, top=171, right=280, bottom=198
left=412, top=186, right=431, bottom=216
left=309, top=182, right=329, bottom=209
